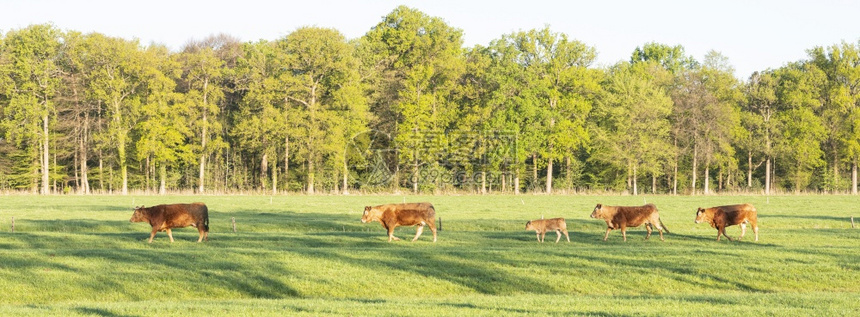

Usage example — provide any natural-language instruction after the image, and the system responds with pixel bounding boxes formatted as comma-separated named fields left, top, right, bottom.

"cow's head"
left=525, top=221, right=533, bottom=230
left=590, top=204, right=603, bottom=218
left=130, top=205, right=147, bottom=223
left=694, top=207, right=707, bottom=223
left=360, top=206, right=373, bottom=223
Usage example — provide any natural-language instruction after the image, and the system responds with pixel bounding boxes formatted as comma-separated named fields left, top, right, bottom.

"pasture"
left=0, top=194, right=858, bottom=316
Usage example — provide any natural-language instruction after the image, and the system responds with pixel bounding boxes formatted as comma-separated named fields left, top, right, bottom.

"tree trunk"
left=307, top=159, right=315, bottom=194
left=272, top=150, right=278, bottom=195
left=41, top=114, right=50, bottom=194
left=834, top=152, right=839, bottom=189
left=853, top=160, right=858, bottom=195
left=159, top=164, right=166, bottom=195
left=343, top=149, right=349, bottom=195
left=565, top=156, right=572, bottom=191
left=514, top=167, right=520, bottom=195
left=120, top=145, right=128, bottom=195
left=98, top=152, right=104, bottom=192
left=81, top=111, right=90, bottom=194
left=285, top=135, right=290, bottom=192
left=412, top=151, right=418, bottom=194
left=199, top=115, right=207, bottom=194
left=765, top=157, right=771, bottom=195
left=532, top=153, right=538, bottom=192
left=501, top=169, right=507, bottom=192
left=632, top=164, right=638, bottom=196
left=546, top=157, right=553, bottom=194
left=145, top=155, right=151, bottom=192
left=481, top=170, right=487, bottom=194
left=673, top=137, right=678, bottom=195
left=704, top=164, right=710, bottom=195
left=652, top=174, right=657, bottom=194
left=691, top=145, right=698, bottom=195
left=261, top=153, right=268, bottom=190
left=718, top=167, right=723, bottom=191
left=199, top=80, right=209, bottom=194
left=747, top=150, right=753, bottom=188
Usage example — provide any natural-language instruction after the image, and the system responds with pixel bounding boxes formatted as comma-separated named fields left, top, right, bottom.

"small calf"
left=525, top=218, right=570, bottom=243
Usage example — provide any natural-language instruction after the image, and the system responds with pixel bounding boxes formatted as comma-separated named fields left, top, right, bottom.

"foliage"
left=0, top=7, right=859, bottom=194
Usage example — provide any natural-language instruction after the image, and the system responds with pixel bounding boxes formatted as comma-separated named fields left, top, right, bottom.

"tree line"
left=1, top=6, right=859, bottom=195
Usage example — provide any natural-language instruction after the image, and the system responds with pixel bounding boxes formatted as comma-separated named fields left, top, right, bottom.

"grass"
left=0, top=194, right=858, bottom=316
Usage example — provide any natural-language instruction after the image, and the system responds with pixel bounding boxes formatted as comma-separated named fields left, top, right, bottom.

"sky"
left=2, top=0, right=859, bottom=80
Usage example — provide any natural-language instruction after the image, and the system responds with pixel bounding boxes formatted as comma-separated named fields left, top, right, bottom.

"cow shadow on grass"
left=282, top=238, right=560, bottom=295
left=759, top=214, right=854, bottom=223
left=65, top=248, right=300, bottom=300
left=74, top=307, right=139, bottom=317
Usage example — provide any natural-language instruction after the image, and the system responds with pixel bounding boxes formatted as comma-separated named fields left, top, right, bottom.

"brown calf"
left=525, top=218, right=570, bottom=243
left=695, top=204, right=759, bottom=241
left=590, top=203, right=669, bottom=241
left=130, top=203, right=209, bottom=243
left=361, top=202, right=437, bottom=242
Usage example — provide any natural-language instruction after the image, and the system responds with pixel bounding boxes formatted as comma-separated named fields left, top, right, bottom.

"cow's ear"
left=526, top=221, right=531, bottom=225
left=596, top=204, right=602, bottom=209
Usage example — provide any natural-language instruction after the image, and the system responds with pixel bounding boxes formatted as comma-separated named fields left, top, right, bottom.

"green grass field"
left=0, top=194, right=858, bottom=316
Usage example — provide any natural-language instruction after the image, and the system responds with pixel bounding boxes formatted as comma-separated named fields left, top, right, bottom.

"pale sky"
left=2, top=0, right=858, bottom=80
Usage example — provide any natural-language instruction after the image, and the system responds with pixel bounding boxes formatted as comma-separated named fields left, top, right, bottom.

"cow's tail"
left=430, top=204, right=440, bottom=231
left=201, top=204, right=210, bottom=232
left=659, top=218, right=670, bottom=234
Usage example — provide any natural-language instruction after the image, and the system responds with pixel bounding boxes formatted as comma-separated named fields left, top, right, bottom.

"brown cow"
left=525, top=218, right=570, bottom=243
left=361, top=202, right=437, bottom=242
left=590, top=203, right=669, bottom=241
left=695, top=204, right=759, bottom=242
left=130, top=203, right=210, bottom=243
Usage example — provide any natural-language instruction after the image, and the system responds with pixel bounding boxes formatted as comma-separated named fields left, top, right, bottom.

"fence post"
left=232, top=217, right=237, bottom=233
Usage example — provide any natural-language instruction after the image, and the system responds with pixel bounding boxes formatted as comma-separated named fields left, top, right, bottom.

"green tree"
left=775, top=62, right=827, bottom=191
left=0, top=24, right=63, bottom=194
left=80, top=34, right=159, bottom=194
left=742, top=70, right=778, bottom=193
left=360, top=6, right=464, bottom=193
left=233, top=40, right=282, bottom=191
left=592, top=62, right=672, bottom=195
left=808, top=42, right=860, bottom=193
left=278, top=27, right=367, bottom=194
left=177, top=43, right=226, bottom=193
left=488, top=27, right=599, bottom=194
left=631, top=42, right=697, bottom=74
left=134, top=45, right=193, bottom=194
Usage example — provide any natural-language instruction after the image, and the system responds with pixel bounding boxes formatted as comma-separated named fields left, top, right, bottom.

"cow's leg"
left=429, top=222, right=437, bottom=242
left=148, top=227, right=158, bottom=243
left=387, top=224, right=400, bottom=242
left=166, top=228, right=175, bottom=243
left=738, top=222, right=747, bottom=241
left=753, top=223, right=759, bottom=242
left=720, top=226, right=733, bottom=242
left=535, top=232, right=541, bottom=242
left=657, top=225, right=665, bottom=241
left=540, top=231, right=547, bottom=243
left=554, top=230, right=562, bottom=243
left=562, top=229, right=570, bottom=242
left=603, top=228, right=612, bottom=241
left=645, top=224, right=653, bottom=240
left=621, top=225, right=628, bottom=242
left=197, top=226, right=206, bottom=242
left=412, top=224, right=424, bottom=242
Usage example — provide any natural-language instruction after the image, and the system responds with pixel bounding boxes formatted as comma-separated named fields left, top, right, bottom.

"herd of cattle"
left=130, top=201, right=759, bottom=243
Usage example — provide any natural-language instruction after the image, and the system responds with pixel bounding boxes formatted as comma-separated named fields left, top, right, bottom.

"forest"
left=1, top=6, right=859, bottom=195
